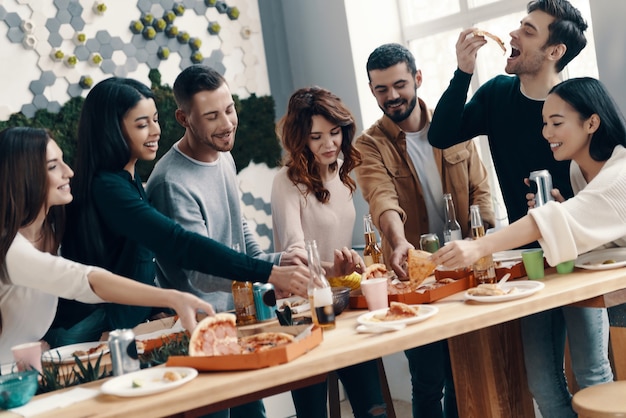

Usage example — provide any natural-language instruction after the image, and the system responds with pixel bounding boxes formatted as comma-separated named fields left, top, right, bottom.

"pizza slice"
left=407, top=249, right=437, bottom=289
left=239, top=332, right=295, bottom=353
left=373, top=301, right=420, bottom=321
left=473, top=29, right=506, bottom=54
left=189, top=313, right=242, bottom=356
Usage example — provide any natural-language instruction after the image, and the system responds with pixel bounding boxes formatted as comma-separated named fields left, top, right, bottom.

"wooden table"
left=3, top=267, right=626, bottom=418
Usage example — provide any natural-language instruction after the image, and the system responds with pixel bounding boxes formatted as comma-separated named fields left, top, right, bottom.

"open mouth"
left=385, top=100, right=405, bottom=111
left=549, top=142, right=562, bottom=149
left=214, top=131, right=233, bottom=140
left=509, top=46, right=520, bottom=59
left=145, top=141, right=158, bottom=149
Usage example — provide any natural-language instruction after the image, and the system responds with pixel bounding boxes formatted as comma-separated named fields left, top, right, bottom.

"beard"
left=382, top=94, right=417, bottom=123
left=505, top=49, right=546, bottom=76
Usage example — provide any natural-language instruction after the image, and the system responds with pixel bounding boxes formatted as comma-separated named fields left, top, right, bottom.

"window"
left=399, top=0, right=598, bottom=226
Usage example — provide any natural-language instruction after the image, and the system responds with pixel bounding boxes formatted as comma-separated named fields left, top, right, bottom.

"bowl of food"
left=0, top=369, right=39, bottom=409
left=332, top=286, right=351, bottom=316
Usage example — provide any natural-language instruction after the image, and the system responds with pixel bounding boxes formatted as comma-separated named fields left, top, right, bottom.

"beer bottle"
left=363, top=214, right=384, bottom=267
left=305, top=240, right=336, bottom=330
left=231, top=243, right=257, bottom=325
left=470, top=205, right=496, bottom=285
left=443, top=193, right=462, bottom=243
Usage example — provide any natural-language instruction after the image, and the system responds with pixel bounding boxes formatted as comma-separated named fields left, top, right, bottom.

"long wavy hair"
left=549, top=77, right=626, bottom=161
left=63, top=77, right=155, bottom=266
left=277, top=86, right=361, bottom=203
left=0, top=127, right=64, bottom=283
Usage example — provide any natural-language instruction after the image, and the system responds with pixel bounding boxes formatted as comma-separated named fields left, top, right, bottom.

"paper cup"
left=11, top=342, right=42, bottom=372
left=360, top=278, right=389, bottom=311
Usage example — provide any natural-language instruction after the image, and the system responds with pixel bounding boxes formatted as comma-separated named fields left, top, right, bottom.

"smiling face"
left=369, top=62, right=421, bottom=124
left=122, top=97, right=160, bottom=170
left=177, top=83, right=238, bottom=162
left=542, top=93, right=597, bottom=163
left=307, top=115, right=342, bottom=170
left=506, top=10, right=555, bottom=76
left=46, top=139, right=74, bottom=208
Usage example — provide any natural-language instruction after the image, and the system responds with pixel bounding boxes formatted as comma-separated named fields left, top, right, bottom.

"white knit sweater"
left=529, top=145, right=626, bottom=265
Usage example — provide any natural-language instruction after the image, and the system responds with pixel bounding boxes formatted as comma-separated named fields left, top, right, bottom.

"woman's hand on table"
left=431, top=239, right=483, bottom=270
left=327, top=247, right=365, bottom=277
left=269, top=265, right=311, bottom=298
left=171, top=291, right=215, bottom=331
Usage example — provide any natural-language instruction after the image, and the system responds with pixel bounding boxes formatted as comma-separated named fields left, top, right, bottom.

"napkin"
left=134, top=318, right=185, bottom=341
left=10, top=387, right=98, bottom=417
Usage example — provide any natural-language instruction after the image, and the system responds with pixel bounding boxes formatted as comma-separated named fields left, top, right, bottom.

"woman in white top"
left=432, top=77, right=622, bottom=417
left=0, top=126, right=215, bottom=363
left=271, top=86, right=386, bottom=418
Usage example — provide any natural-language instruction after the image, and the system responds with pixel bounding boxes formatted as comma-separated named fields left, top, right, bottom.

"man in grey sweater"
left=147, top=65, right=306, bottom=312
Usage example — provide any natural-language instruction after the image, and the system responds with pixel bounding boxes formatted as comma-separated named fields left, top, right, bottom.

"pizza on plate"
left=407, top=249, right=437, bottom=289
left=467, top=283, right=510, bottom=297
left=373, top=302, right=420, bottom=321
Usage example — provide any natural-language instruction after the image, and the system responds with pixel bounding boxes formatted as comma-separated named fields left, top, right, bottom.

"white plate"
left=42, top=341, right=109, bottom=364
left=575, top=248, right=626, bottom=270
left=464, top=281, right=545, bottom=303
left=276, top=296, right=310, bottom=314
left=100, top=367, right=198, bottom=397
left=356, top=305, right=438, bottom=326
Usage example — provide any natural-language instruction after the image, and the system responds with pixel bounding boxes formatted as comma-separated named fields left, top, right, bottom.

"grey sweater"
left=146, top=143, right=280, bottom=311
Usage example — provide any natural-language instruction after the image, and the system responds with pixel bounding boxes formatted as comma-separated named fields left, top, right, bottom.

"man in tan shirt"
left=354, top=43, right=494, bottom=418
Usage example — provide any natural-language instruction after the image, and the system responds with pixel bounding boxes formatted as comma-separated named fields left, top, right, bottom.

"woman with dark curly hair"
left=271, top=86, right=386, bottom=418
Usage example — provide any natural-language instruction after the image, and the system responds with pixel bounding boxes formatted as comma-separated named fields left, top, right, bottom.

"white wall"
left=589, top=0, right=626, bottom=115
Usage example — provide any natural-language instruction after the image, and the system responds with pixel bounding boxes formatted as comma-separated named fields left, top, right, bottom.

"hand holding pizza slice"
left=472, top=29, right=506, bottom=54
left=407, top=249, right=437, bottom=289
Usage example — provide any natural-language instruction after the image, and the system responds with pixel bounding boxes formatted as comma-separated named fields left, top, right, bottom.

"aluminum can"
left=420, top=233, right=440, bottom=253
left=529, top=169, right=554, bottom=207
left=253, top=282, right=277, bottom=322
left=108, top=329, right=140, bottom=376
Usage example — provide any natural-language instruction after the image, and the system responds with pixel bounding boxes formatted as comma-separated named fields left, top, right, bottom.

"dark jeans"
left=292, top=359, right=387, bottom=417
left=404, top=340, right=457, bottom=418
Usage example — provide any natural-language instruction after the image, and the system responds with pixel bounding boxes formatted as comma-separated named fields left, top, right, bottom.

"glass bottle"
left=363, top=214, right=384, bottom=267
left=470, top=205, right=496, bottom=285
left=443, top=193, right=463, bottom=243
left=231, top=243, right=257, bottom=325
left=305, top=240, right=336, bottom=330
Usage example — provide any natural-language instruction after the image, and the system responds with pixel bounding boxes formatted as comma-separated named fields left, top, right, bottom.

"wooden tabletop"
left=4, top=266, right=626, bottom=418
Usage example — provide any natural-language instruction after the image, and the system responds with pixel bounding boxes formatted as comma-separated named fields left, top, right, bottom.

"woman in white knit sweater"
left=271, top=87, right=386, bottom=418
left=0, top=127, right=215, bottom=363
left=433, top=77, right=624, bottom=416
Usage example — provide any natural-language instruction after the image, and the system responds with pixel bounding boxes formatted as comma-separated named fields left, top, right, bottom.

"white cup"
left=11, top=342, right=42, bottom=372
left=360, top=278, right=389, bottom=311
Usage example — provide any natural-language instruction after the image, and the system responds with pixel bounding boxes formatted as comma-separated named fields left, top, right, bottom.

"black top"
left=428, top=69, right=573, bottom=225
left=56, top=169, right=273, bottom=330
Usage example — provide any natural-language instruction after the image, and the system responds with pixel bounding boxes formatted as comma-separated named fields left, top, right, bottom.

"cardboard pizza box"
left=349, top=276, right=470, bottom=308
left=389, top=276, right=471, bottom=304
left=165, top=324, right=323, bottom=371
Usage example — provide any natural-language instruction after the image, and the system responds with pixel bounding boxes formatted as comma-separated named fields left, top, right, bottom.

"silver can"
left=529, top=169, right=554, bottom=207
left=108, top=329, right=140, bottom=376
left=253, top=283, right=277, bottom=322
